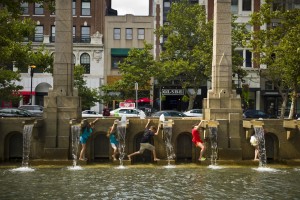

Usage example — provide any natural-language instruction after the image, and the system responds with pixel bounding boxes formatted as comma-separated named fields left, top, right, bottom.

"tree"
left=155, top=1, right=247, bottom=110
left=155, top=1, right=212, bottom=110
left=74, top=65, right=100, bottom=110
left=0, top=1, right=53, bottom=104
left=102, top=42, right=156, bottom=101
left=247, top=1, right=300, bottom=118
left=0, top=67, right=23, bottom=105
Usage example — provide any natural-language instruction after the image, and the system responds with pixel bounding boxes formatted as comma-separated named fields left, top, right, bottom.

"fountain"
left=116, top=116, right=129, bottom=166
left=159, top=114, right=175, bottom=166
left=70, top=124, right=81, bottom=168
left=253, top=125, right=267, bottom=167
left=204, top=121, right=219, bottom=166
left=22, top=124, right=34, bottom=168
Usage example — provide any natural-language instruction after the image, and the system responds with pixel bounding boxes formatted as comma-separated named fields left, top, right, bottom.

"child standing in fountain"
left=127, top=119, right=160, bottom=162
left=107, top=120, right=119, bottom=161
left=192, top=120, right=206, bottom=161
left=79, top=118, right=99, bottom=161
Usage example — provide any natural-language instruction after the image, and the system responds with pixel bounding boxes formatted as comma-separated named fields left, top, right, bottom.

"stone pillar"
left=203, top=0, right=243, bottom=159
left=43, top=0, right=81, bottom=159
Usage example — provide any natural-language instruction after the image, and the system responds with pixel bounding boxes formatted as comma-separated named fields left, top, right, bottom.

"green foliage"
left=0, top=67, right=23, bottom=104
left=74, top=65, right=100, bottom=110
left=104, top=42, right=155, bottom=100
left=247, top=1, right=300, bottom=118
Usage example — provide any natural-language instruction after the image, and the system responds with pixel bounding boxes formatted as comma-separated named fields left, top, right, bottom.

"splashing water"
left=117, top=116, right=127, bottom=166
left=22, top=124, right=34, bottom=168
left=162, top=125, right=176, bottom=164
left=254, top=126, right=267, bottom=167
left=209, top=127, right=218, bottom=166
left=71, top=124, right=81, bottom=167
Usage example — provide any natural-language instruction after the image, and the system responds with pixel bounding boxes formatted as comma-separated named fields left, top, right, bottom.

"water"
left=254, top=127, right=267, bottom=167
left=22, top=124, right=33, bottom=168
left=71, top=124, right=81, bottom=167
left=162, top=123, right=176, bottom=162
left=208, top=126, right=218, bottom=165
left=117, top=116, right=127, bottom=166
left=1, top=165, right=300, bottom=199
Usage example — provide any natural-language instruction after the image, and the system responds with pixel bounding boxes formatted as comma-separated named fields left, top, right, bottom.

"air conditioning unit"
left=272, top=22, right=279, bottom=27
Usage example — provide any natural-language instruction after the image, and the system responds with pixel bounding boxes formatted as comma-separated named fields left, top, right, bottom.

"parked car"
left=0, top=108, right=33, bottom=117
left=151, top=110, right=187, bottom=117
left=184, top=109, right=203, bottom=117
left=82, top=110, right=103, bottom=117
left=19, top=105, right=43, bottom=117
left=243, top=109, right=273, bottom=119
left=110, top=108, right=145, bottom=117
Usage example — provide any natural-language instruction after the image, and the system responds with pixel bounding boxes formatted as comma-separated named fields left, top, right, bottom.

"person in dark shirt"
left=102, top=106, right=110, bottom=117
left=128, top=119, right=160, bottom=161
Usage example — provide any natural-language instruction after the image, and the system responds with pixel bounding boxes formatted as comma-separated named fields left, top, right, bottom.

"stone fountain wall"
left=1, top=118, right=300, bottom=163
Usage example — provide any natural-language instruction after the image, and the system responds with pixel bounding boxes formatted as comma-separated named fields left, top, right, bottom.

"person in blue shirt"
left=79, top=118, right=99, bottom=161
left=107, top=120, right=119, bottom=161
left=127, top=119, right=160, bottom=162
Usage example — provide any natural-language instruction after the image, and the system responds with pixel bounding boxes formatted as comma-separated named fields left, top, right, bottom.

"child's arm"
left=145, top=119, right=151, bottom=129
left=154, top=124, right=160, bottom=135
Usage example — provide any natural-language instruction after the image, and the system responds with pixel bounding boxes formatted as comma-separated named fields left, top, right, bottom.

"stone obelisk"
left=43, top=0, right=81, bottom=159
left=203, top=0, right=242, bottom=159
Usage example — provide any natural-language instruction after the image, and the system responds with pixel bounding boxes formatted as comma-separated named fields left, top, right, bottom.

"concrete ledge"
left=156, top=160, right=175, bottom=165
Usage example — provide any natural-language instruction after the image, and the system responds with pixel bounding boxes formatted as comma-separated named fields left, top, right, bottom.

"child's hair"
left=192, top=123, right=198, bottom=128
left=150, top=126, right=157, bottom=132
left=81, top=119, right=91, bottom=131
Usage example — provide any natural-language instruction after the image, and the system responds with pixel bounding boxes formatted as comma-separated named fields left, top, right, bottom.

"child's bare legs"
left=127, top=151, right=140, bottom=161
left=152, top=149, right=160, bottom=161
left=112, top=147, right=118, bottom=160
left=197, top=142, right=206, bottom=160
left=79, top=143, right=86, bottom=160
left=254, top=146, right=259, bottom=160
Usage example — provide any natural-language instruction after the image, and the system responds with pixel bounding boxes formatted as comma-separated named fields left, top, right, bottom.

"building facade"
left=104, top=14, right=154, bottom=109
left=17, top=0, right=114, bottom=112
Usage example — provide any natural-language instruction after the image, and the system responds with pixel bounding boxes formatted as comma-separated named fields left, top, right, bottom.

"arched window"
left=80, top=53, right=90, bottom=74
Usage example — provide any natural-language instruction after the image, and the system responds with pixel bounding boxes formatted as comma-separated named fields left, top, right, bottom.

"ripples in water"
left=1, top=165, right=300, bottom=199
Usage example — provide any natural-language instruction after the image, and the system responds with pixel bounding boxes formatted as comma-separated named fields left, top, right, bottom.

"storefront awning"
left=19, top=91, right=36, bottom=95
left=111, top=48, right=131, bottom=56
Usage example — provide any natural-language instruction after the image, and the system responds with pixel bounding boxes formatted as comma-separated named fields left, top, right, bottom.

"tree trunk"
left=288, top=88, right=297, bottom=119
left=280, top=94, right=288, bottom=119
left=187, top=89, right=197, bottom=111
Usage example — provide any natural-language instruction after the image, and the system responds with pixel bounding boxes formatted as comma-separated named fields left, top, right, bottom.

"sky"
left=111, top=0, right=149, bottom=16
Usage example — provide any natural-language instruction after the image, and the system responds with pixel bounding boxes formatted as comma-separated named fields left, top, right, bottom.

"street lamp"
left=30, top=65, right=36, bottom=105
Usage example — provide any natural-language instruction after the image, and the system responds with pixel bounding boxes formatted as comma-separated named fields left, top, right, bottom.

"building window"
left=114, top=28, right=121, bottom=40
left=245, top=50, right=252, bottom=67
left=51, top=26, right=55, bottom=42
left=34, top=3, right=44, bottom=15
left=73, top=54, right=76, bottom=65
left=81, top=0, right=91, bottom=16
left=34, top=26, right=44, bottom=42
left=80, top=53, right=90, bottom=74
left=73, top=26, right=76, bottom=42
left=295, top=0, right=300, bottom=9
left=242, top=0, right=252, bottom=11
left=126, top=28, right=133, bottom=40
left=21, top=2, right=29, bottom=15
left=164, top=1, right=170, bottom=8
left=111, top=56, right=125, bottom=69
left=81, top=26, right=90, bottom=43
left=73, top=0, right=76, bottom=16
left=231, top=0, right=238, bottom=14
left=138, top=28, right=145, bottom=40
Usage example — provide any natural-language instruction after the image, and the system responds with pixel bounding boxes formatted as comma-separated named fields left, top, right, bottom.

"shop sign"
left=161, top=89, right=184, bottom=96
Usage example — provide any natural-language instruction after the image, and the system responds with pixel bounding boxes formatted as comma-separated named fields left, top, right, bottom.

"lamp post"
left=30, top=65, right=36, bottom=105
left=135, top=82, right=138, bottom=111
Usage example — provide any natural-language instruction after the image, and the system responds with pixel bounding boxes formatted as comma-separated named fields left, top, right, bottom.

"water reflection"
left=1, top=165, right=300, bottom=199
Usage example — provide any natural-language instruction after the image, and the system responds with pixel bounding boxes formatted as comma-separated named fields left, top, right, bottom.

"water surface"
left=1, top=164, right=300, bottom=199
